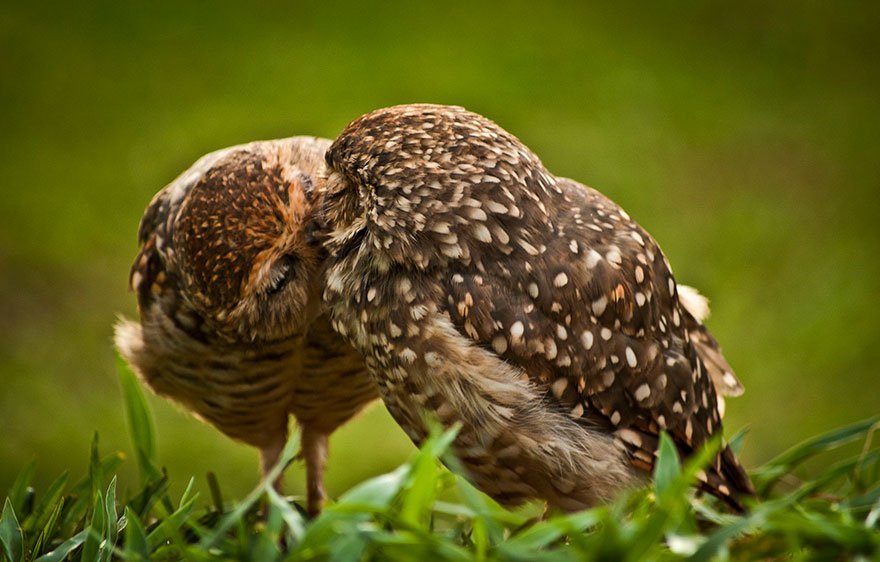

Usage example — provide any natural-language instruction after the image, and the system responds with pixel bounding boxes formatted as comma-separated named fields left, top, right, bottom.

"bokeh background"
left=2, top=1, right=878, bottom=502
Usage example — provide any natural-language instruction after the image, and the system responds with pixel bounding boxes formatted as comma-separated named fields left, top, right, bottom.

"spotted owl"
left=319, top=104, right=753, bottom=511
left=114, top=137, right=377, bottom=515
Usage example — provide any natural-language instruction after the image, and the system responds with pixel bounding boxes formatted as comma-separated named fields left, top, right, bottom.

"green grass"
left=1, top=361, right=877, bottom=562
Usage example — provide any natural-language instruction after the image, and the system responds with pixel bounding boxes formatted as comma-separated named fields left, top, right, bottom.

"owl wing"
left=440, top=177, right=752, bottom=506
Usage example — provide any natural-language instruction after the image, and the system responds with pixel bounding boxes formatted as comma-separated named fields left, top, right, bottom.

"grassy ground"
left=1, top=364, right=878, bottom=561
left=1, top=0, right=879, bottom=507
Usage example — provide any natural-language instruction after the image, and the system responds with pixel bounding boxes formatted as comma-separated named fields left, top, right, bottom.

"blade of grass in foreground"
left=33, top=530, right=88, bottom=562
left=5, top=462, right=35, bottom=518
left=5, top=373, right=880, bottom=562
left=198, top=428, right=300, bottom=549
left=122, top=507, right=150, bottom=561
left=0, top=498, right=24, bottom=562
left=754, top=415, right=880, bottom=493
left=117, top=353, right=162, bottom=484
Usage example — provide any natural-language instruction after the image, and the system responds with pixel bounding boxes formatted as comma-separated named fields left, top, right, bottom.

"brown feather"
left=321, top=104, right=753, bottom=510
left=116, top=137, right=377, bottom=515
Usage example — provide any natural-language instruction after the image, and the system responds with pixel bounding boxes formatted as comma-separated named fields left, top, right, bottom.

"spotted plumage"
left=114, top=137, right=377, bottom=515
left=319, top=104, right=753, bottom=511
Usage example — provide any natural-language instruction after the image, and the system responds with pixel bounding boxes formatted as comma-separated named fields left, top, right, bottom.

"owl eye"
left=266, top=255, right=299, bottom=296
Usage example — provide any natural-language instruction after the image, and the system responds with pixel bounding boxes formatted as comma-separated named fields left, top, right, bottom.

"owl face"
left=171, top=141, right=328, bottom=343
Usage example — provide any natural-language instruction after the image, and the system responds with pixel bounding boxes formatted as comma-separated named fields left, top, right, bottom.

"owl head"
left=319, top=104, right=553, bottom=272
left=162, top=137, right=332, bottom=343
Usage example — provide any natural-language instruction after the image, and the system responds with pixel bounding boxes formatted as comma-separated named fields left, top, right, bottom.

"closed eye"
left=266, top=255, right=299, bottom=295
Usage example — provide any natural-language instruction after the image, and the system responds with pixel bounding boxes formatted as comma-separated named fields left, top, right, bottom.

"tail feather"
left=677, top=285, right=744, bottom=399
left=618, top=426, right=755, bottom=512
left=699, top=445, right=755, bottom=512
left=690, top=326, right=744, bottom=398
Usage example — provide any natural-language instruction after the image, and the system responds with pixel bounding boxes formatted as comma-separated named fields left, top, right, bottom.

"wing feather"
left=441, top=175, right=752, bottom=505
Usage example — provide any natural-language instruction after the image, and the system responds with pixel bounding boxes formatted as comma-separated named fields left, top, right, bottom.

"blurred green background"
left=1, top=0, right=878, bottom=502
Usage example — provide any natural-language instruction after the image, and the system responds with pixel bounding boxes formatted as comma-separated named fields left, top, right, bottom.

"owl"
left=319, top=104, right=753, bottom=511
left=114, top=137, right=377, bottom=515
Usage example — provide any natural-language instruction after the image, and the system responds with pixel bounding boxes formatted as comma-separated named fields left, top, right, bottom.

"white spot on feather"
left=399, top=348, right=417, bottom=364
left=677, top=284, right=711, bottom=322
left=528, top=283, right=539, bottom=299
left=473, top=224, right=492, bottom=243
left=510, top=321, right=524, bottom=339
left=556, top=324, right=568, bottom=340
left=592, top=296, right=607, bottom=316
left=551, top=377, right=569, bottom=399
left=616, top=428, right=642, bottom=447
left=722, top=372, right=739, bottom=389
left=518, top=240, right=540, bottom=256
left=492, top=226, right=510, bottom=244
left=580, top=330, right=594, bottom=350
left=606, top=247, right=622, bottom=267
left=545, top=338, right=558, bottom=360
left=625, top=347, right=638, bottom=368
left=465, top=207, right=488, bottom=221
left=492, top=335, right=508, bottom=354
left=485, top=200, right=507, bottom=214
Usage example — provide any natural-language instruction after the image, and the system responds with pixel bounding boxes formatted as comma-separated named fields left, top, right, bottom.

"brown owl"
left=114, top=137, right=377, bottom=515
left=319, top=105, right=753, bottom=511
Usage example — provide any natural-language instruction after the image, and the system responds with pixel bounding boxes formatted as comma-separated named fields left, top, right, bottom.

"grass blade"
left=198, top=430, right=299, bottom=549
left=6, top=462, right=35, bottom=517
left=102, top=477, right=119, bottom=562
left=29, top=497, right=63, bottom=558
left=88, top=433, right=103, bottom=505
left=25, top=471, right=68, bottom=534
left=33, top=529, right=88, bottom=562
left=653, top=432, right=681, bottom=499
left=122, top=507, right=150, bottom=561
left=754, top=416, right=880, bottom=492
left=147, top=497, right=196, bottom=551
left=500, top=509, right=603, bottom=553
left=81, top=491, right=105, bottom=562
left=206, top=471, right=224, bottom=513
left=266, top=487, right=305, bottom=542
left=335, top=465, right=409, bottom=510
left=0, top=498, right=24, bottom=562
left=117, top=354, right=162, bottom=484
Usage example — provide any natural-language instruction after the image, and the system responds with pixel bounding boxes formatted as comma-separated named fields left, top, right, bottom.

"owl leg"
left=259, top=436, right=287, bottom=492
left=300, top=426, right=329, bottom=516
